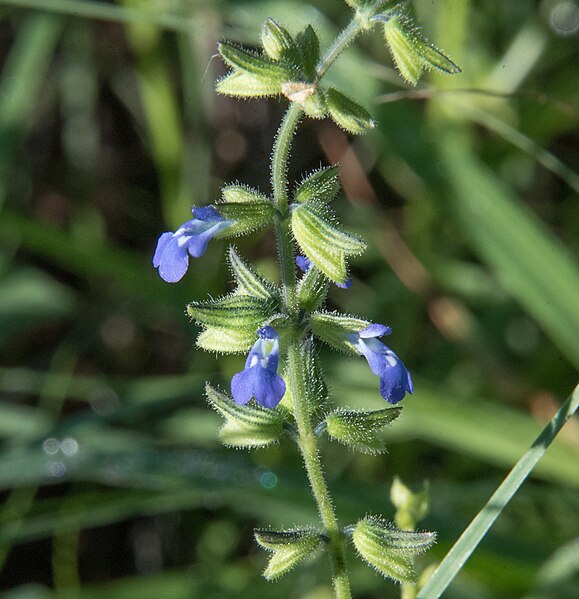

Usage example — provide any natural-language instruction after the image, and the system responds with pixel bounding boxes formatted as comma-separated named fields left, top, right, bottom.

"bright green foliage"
left=352, top=517, right=436, bottom=583
left=325, top=407, right=402, bottom=454
left=254, top=528, right=323, bottom=579
left=206, top=384, right=287, bottom=448
left=215, top=187, right=275, bottom=237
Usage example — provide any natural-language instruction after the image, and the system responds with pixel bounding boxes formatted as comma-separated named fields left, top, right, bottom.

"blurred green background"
left=0, top=0, right=578, bottom=597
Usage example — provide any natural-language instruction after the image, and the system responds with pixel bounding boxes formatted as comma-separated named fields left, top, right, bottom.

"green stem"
left=287, top=345, right=351, bottom=599
left=272, top=102, right=302, bottom=314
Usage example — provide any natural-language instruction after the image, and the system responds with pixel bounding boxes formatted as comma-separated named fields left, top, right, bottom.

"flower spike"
left=231, top=326, right=286, bottom=409
left=153, top=206, right=232, bottom=283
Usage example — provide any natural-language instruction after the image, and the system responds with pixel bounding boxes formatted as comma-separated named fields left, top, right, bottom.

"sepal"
left=228, top=247, right=277, bottom=301
left=222, top=184, right=270, bottom=204
left=324, top=407, right=402, bottom=454
left=310, top=311, right=370, bottom=353
left=294, top=166, right=340, bottom=204
left=327, top=88, right=375, bottom=135
left=206, top=384, right=286, bottom=448
left=261, top=19, right=297, bottom=61
left=216, top=71, right=280, bottom=97
left=218, top=42, right=296, bottom=84
left=196, top=326, right=256, bottom=354
left=215, top=203, right=274, bottom=237
left=352, top=517, right=436, bottom=583
left=380, top=12, right=460, bottom=85
left=297, top=265, right=329, bottom=312
left=390, top=477, right=430, bottom=531
left=294, top=25, right=320, bottom=81
left=254, top=528, right=322, bottom=580
left=291, top=202, right=366, bottom=285
left=187, top=295, right=275, bottom=330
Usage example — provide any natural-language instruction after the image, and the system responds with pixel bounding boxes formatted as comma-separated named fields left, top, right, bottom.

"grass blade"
left=417, top=384, right=579, bottom=598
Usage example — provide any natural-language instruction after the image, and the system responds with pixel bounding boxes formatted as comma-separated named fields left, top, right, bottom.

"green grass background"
left=0, top=1, right=577, bottom=597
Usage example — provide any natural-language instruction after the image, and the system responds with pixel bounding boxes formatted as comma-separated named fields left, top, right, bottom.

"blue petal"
left=359, top=323, right=391, bottom=338
left=378, top=352, right=413, bottom=404
left=153, top=232, right=173, bottom=268
left=193, top=206, right=223, bottom=221
left=336, top=278, right=352, bottom=289
left=358, top=340, right=389, bottom=376
left=155, top=234, right=190, bottom=283
left=296, top=256, right=312, bottom=273
left=231, top=368, right=257, bottom=405
left=253, top=369, right=286, bottom=408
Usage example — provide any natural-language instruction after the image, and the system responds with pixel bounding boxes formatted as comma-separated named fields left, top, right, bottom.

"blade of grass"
left=440, top=138, right=579, bottom=368
left=0, top=0, right=194, bottom=33
left=417, top=384, right=579, bottom=598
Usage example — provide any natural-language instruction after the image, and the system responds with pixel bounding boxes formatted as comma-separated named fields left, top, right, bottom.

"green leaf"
left=327, top=87, right=375, bottom=135
left=294, top=166, right=341, bottom=204
left=206, top=385, right=286, bottom=448
left=440, top=138, right=579, bottom=368
left=325, top=407, right=402, bottom=454
left=228, top=247, right=277, bottom=301
left=254, top=527, right=322, bottom=579
left=417, top=386, right=579, bottom=598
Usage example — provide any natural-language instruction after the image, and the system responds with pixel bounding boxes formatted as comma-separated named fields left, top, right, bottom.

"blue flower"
left=296, top=255, right=352, bottom=289
left=231, top=326, right=286, bottom=409
left=153, top=206, right=232, bottom=283
left=347, top=324, right=413, bottom=404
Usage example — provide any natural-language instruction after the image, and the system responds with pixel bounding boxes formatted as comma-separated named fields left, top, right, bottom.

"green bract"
left=310, top=311, right=370, bottom=353
left=215, top=185, right=275, bottom=237
left=324, top=407, right=402, bottom=454
left=206, top=384, right=287, bottom=448
left=352, top=517, right=436, bottom=583
left=254, top=528, right=323, bottom=580
left=291, top=201, right=366, bottom=285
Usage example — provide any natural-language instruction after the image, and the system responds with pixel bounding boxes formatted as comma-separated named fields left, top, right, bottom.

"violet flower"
left=153, top=206, right=232, bottom=283
left=231, top=326, right=286, bottom=409
left=347, top=324, right=413, bottom=404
